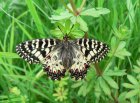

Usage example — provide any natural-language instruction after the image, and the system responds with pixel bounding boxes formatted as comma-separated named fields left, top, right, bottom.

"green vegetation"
left=0, top=0, right=140, bottom=103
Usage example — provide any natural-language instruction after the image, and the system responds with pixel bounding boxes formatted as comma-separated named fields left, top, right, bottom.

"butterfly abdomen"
left=59, top=41, right=76, bottom=68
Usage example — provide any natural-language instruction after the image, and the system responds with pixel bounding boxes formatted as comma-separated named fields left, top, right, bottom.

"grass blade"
left=25, top=0, right=44, bottom=36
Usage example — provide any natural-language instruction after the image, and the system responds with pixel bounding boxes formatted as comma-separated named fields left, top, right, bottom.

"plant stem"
left=61, top=0, right=86, bottom=16
left=94, top=63, right=102, bottom=76
left=111, top=92, right=118, bottom=103
left=60, top=0, right=74, bottom=14
left=78, top=0, right=86, bottom=13
left=35, top=69, right=45, bottom=80
left=69, top=0, right=79, bottom=15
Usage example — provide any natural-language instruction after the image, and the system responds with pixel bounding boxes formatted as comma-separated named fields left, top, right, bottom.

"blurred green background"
left=0, top=0, right=140, bottom=103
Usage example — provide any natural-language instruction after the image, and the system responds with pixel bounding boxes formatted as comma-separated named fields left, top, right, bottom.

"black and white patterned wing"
left=16, top=39, right=66, bottom=80
left=69, top=39, right=109, bottom=80
left=75, top=39, right=109, bottom=63
left=43, top=47, right=66, bottom=80
left=69, top=47, right=90, bottom=80
left=16, top=39, right=59, bottom=64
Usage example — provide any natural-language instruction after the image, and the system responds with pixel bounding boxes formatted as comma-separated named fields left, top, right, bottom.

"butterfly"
left=16, top=36, right=109, bottom=80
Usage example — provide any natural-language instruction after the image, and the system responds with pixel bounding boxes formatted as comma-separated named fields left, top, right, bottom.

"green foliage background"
left=0, top=0, right=140, bottom=103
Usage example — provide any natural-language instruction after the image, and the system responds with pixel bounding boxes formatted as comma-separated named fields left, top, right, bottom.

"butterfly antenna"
left=68, top=24, right=74, bottom=36
left=58, top=26, right=65, bottom=36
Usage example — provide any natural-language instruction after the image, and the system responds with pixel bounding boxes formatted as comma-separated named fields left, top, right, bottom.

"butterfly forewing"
left=75, top=39, right=109, bottom=63
left=16, top=39, right=59, bottom=64
left=16, top=38, right=66, bottom=80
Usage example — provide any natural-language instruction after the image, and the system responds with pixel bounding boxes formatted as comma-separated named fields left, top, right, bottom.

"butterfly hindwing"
left=16, top=39, right=59, bottom=64
left=43, top=47, right=66, bottom=80
left=69, top=46, right=90, bottom=80
left=75, top=39, right=109, bottom=63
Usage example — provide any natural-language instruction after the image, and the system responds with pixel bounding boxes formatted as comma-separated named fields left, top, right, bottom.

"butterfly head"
left=63, top=34, right=69, bottom=41
left=58, top=24, right=74, bottom=41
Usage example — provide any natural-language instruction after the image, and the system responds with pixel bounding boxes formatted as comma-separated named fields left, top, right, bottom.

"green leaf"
left=10, top=87, right=21, bottom=95
left=104, top=69, right=126, bottom=76
left=127, top=0, right=135, bottom=29
left=110, top=37, right=131, bottom=59
left=16, top=21, right=33, bottom=39
left=137, top=74, right=140, bottom=80
left=50, top=11, right=72, bottom=21
left=133, top=59, right=140, bottom=74
left=25, top=0, right=44, bottom=35
left=111, top=36, right=117, bottom=50
left=50, top=29, right=63, bottom=39
left=122, top=83, right=135, bottom=89
left=127, top=75, right=139, bottom=85
left=117, top=41, right=126, bottom=50
left=86, top=82, right=94, bottom=95
left=133, top=65, right=140, bottom=73
left=103, top=76, right=119, bottom=89
left=78, top=83, right=87, bottom=96
left=115, top=49, right=131, bottom=59
left=65, top=19, right=71, bottom=33
left=115, top=25, right=131, bottom=40
left=0, top=52, right=19, bottom=58
left=125, top=89, right=139, bottom=98
left=71, top=81, right=83, bottom=88
left=70, top=30, right=84, bottom=39
left=53, top=87, right=68, bottom=101
left=118, top=92, right=127, bottom=102
left=94, top=80, right=101, bottom=98
left=81, top=8, right=110, bottom=17
left=10, top=15, right=15, bottom=52
left=55, top=77, right=69, bottom=87
left=115, top=41, right=131, bottom=59
left=56, top=22, right=66, bottom=32
left=99, top=77, right=111, bottom=96
left=30, top=88, right=51, bottom=100
left=136, top=59, right=140, bottom=67
left=76, top=16, right=88, bottom=32
left=70, top=16, right=77, bottom=24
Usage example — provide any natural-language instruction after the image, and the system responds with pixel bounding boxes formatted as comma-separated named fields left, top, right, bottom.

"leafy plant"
left=122, top=58, right=140, bottom=102
left=0, top=0, right=140, bottom=103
